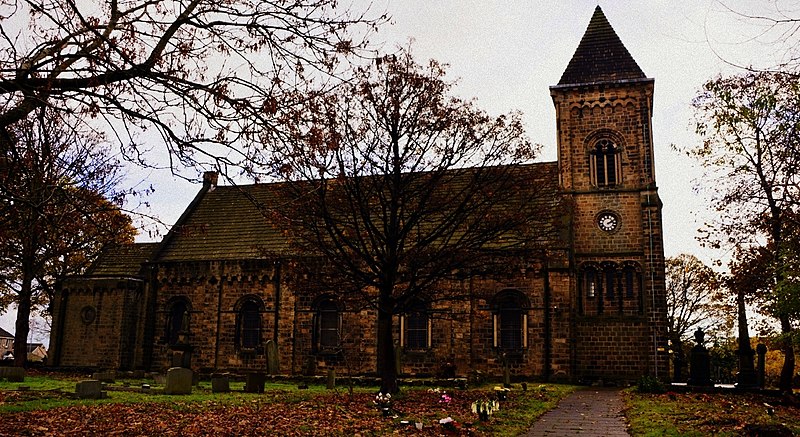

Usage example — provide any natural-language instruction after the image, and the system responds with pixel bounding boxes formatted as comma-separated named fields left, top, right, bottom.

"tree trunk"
left=779, top=315, right=795, bottom=393
left=13, top=275, right=33, bottom=368
left=376, top=307, right=398, bottom=394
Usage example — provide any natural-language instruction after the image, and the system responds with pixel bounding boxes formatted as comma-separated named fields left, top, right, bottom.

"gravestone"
left=688, top=328, right=712, bottom=386
left=266, top=340, right=278, bottom=375
left=164, top=367, right=193, bottom=395
left=92, top=371, right=115, bottom=383
left=211, top=373, right=230, bottom=393
left=756, top=343, right=767, bottom=389
left=132, top=370, right=145, bottom=379
left=245, top=372, right=266, bottom=393
left=326, top=368, right=336, bottom=390
left=1, top=367, right=25, bottom=382
left=76, top=380, right=104, bottom=399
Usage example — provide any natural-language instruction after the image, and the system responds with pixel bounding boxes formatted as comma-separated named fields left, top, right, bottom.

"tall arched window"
left=590, top=139, right=621, bottom=187
left=313, top=295, right=342, bottom=352
left=165, top=298, right=190, bottom=345
left=401, top=299, right=430, bottom=350
left=235, top=296, right=263, bottom=350
left=492, top=290, right=528, bottom=351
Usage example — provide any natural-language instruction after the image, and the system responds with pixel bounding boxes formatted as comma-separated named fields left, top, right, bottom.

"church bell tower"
left=550, top=6, right=668, bottom=381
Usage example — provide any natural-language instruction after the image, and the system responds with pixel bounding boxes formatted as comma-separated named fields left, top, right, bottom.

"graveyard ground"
left=3, top=370, right=800, bottom=435
left=0, top=370, right=574, bottom=436
left=625, top=389, right=800, bottom=436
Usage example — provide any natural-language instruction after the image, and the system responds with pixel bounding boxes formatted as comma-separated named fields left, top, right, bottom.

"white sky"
left=3, top=0, right=794, bottom=339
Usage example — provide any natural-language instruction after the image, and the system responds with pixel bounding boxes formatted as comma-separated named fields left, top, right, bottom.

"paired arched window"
left=235, top=296, right=264, bottom=350
left=590, top=139, right=621, bottom=187
left=492, top=290, right=529, bottom=351
left=313, top=295, right=342, bottom=352
left=580, top=262, right=643, bottom=316
left=400, top=299, right=430, bottom=350
left=165, top=298, right=191, bottom=345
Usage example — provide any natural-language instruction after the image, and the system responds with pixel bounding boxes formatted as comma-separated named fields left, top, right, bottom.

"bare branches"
left=0, top=0, right=384, bottom=177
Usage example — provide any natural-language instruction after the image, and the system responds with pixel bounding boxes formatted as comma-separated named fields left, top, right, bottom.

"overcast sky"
left=3, top=1, right=795, bottom=339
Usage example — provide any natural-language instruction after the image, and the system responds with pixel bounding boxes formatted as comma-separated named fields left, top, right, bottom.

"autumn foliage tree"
left=268, top=51, right=560, bottom=393
left=691, top=71, right=800, bottom=391
left=665, top=254, right=725, bottom=379
left=0, top=0, right=381, bottom=175
left=0, top=110, right=136, bottom=366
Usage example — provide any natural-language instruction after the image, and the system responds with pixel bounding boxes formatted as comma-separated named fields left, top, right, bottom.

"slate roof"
left=157, top=183, right=292, bottom=262
left=155, top=162, right=562, bottom=263
left=0, top=327, right=12, bottom=339
left=558, top=6, right=646, bottom=86
left=86, top=243, right=160, bottom=276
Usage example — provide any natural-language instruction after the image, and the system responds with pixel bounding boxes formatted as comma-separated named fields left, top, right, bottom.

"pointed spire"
left=558, top=6, right=646, bottom=86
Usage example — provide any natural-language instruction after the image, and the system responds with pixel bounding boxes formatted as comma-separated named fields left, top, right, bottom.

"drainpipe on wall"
left=273, top=261, right=281, bottom=342
left=543, top=256, right=552, bottom=381
left=213, top=262, right=224, bottom=369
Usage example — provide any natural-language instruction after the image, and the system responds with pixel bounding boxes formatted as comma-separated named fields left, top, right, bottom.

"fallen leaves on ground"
left=625, top=390, right=800, bottom=436
left=0, top=388, right=522, bottom=436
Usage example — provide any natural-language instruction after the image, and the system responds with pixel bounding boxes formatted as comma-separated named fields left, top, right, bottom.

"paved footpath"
left=524, top=388, right=630, bottom=436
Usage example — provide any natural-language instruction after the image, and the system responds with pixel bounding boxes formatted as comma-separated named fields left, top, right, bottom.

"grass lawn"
left=624, top=389, right=800, bottom=436
left=0, top=371, right=576, bottom=436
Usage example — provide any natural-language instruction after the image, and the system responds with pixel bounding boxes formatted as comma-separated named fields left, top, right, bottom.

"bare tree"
left=268, top=50, right=561, bottom=392
left=0, top=0, right=382, bottom=177
left=690, top=70, right=800, bottom=392
left=0, top=109, right=136, bottom=366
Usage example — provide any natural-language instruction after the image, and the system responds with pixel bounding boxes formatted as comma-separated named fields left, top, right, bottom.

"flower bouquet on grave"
left=471, top=398, right=500, bottom=422
left=373, top=392, right=393, bottom=417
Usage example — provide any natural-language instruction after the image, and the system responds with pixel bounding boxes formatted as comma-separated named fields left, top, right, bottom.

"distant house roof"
left=156, top=162, right=563, bottom=263
left=0, top=327, right=12, bottom=339
left=558, top=6, right=646, bottom=86
left=86, top=243, right=160, bottom=276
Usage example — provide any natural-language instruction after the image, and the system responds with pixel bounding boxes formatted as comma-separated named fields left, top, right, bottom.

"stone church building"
left=49, top=7, right=669, bottom=383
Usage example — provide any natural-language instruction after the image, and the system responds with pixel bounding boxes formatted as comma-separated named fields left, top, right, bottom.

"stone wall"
left=51, top=278, right=145, bottom=369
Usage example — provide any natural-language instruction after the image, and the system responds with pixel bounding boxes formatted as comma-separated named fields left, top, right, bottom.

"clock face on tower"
left=597, top=211, right=620, bottom=232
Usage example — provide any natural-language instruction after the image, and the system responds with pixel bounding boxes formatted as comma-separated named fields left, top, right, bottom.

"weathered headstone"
left=326, top=368, right=336, bottom=390
left=164, top=367, right=193, bottom=395
left=688, top=328, right=711, bottom=386
left=92, top=371, right=115, bottom=383
left=211, top=373, right=230, bottom=393
left=266, top=340, right=278, bottom=375
left=76, top=380, right=104, bottom=399
left=244, top=372, right=266, bottom=393
left=1, top=367, right=25, bottom=382
left=132, top=370, right=145, bottom=379
left=756, top=343, right=767, bottom=389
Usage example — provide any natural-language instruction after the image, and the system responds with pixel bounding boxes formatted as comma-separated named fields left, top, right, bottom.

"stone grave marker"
left=164, top=367, right=193, bottom=395
left=244, top=372, right=266, bottom=393
left=266, top=340, right=278, bottom=375
left=92, top=371, right=115, bottom=383
left=211, top=373, right=230, bottom=393
left=1, top=367, right=25, bottom=382
left=76, top=380, right=105, bottom=399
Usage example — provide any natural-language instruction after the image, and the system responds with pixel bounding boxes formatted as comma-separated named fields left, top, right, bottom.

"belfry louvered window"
left=590, top=139, right=621, bottom=187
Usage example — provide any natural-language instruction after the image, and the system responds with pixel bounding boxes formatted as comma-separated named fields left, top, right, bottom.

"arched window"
left=590, top=139, right=621, bottom=187
left=235, top=297, right=263, bottom=350
left=492, top=290, right=528, bottom=350
left=313, top=296, right=341, bottom=352
left=165, top=298, right=190, bottom=345
left=401, top=299, right=430, bottom=350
